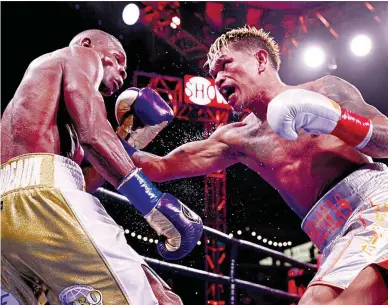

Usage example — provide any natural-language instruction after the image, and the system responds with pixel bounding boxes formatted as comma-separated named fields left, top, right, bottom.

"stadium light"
left=172, top=16, right=181, bottom=25
left=303, top=46, right=326, bottom=68
left=122, top=3, right=140, bottom=25
left=350, top=34, right=372, bottom=56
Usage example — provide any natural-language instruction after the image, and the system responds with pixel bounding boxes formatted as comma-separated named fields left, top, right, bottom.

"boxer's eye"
left=114, top=54, right=120, bottom=64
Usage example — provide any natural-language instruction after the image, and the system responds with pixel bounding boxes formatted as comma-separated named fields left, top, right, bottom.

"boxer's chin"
left=230, top=100, right=244, bottom=112
left=99, top=83, right=113, bottom=96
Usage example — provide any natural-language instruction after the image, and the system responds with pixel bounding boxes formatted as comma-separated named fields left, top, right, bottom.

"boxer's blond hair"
left=206, top=25, right=281, bottom=71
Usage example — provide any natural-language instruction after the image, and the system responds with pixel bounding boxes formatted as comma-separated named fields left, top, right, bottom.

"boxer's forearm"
left=131, top=139, right=239, bottom=182
left=130, top=151, right=167, bottom=182
left=316, top=75, right=388, bottom=158
left=359, top=123, right=388, bottom=158
left=82, top=165, right=106, bottom=193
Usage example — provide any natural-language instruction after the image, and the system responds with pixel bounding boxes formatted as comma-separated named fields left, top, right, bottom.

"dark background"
left=2, top=2, right=388, bottom=304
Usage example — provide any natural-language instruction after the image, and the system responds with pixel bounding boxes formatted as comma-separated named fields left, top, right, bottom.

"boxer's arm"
left=62, top=47, right=135, bottom=187
left=131, top=138, right=240, bottom=182
left=317, top=75, right=388, bottom=158
left=81, top=159, right=105, bottom=193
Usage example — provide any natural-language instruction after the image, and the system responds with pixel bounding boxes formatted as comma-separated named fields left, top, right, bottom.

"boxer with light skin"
left=120, top=26, right=388, bottom=305
left=1, top=29, right=202, bottom=305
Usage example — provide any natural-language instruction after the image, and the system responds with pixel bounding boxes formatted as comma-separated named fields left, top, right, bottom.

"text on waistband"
left=1, top=157, right=43, bottom=194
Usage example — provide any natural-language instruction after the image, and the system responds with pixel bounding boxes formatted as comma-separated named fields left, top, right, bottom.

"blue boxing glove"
left=115, top=87, right=174, bottom=149
left=117, top=169, right=203, bottom=260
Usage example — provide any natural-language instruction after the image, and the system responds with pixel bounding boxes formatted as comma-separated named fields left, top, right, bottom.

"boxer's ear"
left=255, top=49, right=268, bottom=74
left=81, top=38, right=91, bottom=48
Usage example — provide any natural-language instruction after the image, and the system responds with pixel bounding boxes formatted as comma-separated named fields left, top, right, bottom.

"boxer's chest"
left=222, top=120, right=322, bottom=184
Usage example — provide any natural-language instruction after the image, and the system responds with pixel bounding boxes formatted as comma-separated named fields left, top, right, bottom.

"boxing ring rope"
left=96, top=188, right=317, bottom=303
left=142, top=257, right=301, bottom=302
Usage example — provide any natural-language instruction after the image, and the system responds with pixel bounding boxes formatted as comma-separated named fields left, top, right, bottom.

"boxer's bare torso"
left=2, top=36, right=132, bottom=190
left=210, top=78, right=372, bottom=217
left=133, top=75, right=382, bottom=218
left=1, top=48, right=85, bottom=164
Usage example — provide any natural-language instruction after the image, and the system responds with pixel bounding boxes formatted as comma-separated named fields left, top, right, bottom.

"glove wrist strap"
left=330, top=108, right=373, bottom=150
left=118, top=169, right=163, bottom=216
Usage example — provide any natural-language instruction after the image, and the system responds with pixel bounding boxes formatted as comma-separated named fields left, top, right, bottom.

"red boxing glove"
left=330, top=108, right=373, bottom=150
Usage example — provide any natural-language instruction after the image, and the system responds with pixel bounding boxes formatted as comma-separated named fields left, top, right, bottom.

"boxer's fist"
left=115, top=87, right=174, bottom=149
left=145, top=193, right=203, bottom=260
left=267, top=89, right=342, bottom=140
left=117, top=169, right=203, bottom=260
left=267, top=88, right=373, bottom=149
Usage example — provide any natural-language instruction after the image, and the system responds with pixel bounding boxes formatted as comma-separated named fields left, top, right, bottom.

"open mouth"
left=220, top=85, right=236, bottom=102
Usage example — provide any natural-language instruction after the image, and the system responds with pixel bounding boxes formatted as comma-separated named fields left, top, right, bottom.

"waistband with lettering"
left=1, top=153, right=85, bottom=196
left=301, top=162, right=387, bottom=251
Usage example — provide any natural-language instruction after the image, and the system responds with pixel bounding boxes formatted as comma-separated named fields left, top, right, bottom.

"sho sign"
left=184, top=75, right=230, bottom=109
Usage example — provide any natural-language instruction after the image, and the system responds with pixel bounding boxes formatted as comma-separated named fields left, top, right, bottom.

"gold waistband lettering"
left=1, top=156, right=43, bottom=194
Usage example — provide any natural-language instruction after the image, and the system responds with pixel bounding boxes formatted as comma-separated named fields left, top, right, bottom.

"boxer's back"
left=1, top=48, right=76, bottom=163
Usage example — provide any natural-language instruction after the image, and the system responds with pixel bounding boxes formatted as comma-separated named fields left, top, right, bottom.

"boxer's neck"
left=250, top=76, right=291, bottom=120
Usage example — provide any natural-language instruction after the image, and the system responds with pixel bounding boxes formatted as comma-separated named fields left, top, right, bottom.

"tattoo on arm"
left=315, top=75, right=388, bottom=158
left=317, top=76, right=383, bottom=118
left=363, top=125, right=388, bottom=158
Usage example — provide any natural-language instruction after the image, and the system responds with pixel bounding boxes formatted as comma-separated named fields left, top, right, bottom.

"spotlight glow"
left=170, top=22, right=177, bottom=29
left=149, top=238, right=154, bottom=243
left=257, top=235, right=262, bottom=240
left=303, top=46, right=325, bottom=68
left=197, top=241, right=201, bottom=245
left=122, top=3, right=140, bottom=25
left=131, top=232, right=135, bottom=237
left=237, top=230, right=242, bottom=235
left=350, top=35, right=372, bottom=56
left=124, top=229, right=129, bottom=234
left=251, top=231, right=256, bottom=236
left=172, top=16, right=181, bottom=25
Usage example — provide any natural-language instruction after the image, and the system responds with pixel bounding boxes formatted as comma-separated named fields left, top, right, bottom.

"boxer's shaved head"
left=70, top=29, right=124, bottom=51
left=70, top=29, right=127, bottom=97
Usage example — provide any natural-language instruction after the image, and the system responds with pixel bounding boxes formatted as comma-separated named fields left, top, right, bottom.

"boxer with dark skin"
left=124, top=27, right=388, bottom=305
left=1, top=30, right=131, bottom=189
left=1, top=29, right=202, bottom=304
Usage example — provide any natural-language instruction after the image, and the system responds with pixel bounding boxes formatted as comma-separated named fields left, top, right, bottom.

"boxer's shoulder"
left=210, top=118, right=267, bottom=152
left=209, top=121, right=245, bottom=141
left=61, top=46, right=102, bottom=67
left=299, top=75, right=357, bottom=102
left=301, top=76, right=383, bottom=119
